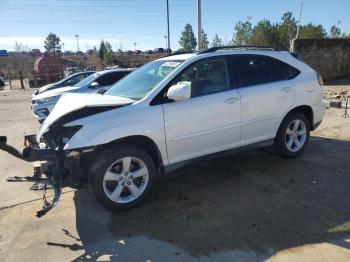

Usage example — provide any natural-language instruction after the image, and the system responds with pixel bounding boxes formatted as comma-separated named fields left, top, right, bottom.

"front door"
left=162, top=58, right=241, bottom=164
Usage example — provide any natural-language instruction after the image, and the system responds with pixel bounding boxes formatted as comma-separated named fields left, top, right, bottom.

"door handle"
left=224, top=97, right=239, bottom=104
left=281, top=86, right=292, bottom=93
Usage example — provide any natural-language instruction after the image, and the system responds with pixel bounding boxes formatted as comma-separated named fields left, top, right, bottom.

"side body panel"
left=238, top=80, right=295, bottom=145
left=64, top=104, right=169, bottom=165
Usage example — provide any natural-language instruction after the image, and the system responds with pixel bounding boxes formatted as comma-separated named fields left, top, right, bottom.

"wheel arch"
left=277, top=105, right=314, bottom=136
left=92, top=135, right=164, bottom=171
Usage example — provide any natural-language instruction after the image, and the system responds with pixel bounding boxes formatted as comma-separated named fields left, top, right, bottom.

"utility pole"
left=197, top=0, right=202, bottom=50
left=75, top=34, right=80, bottom=52
left=296, top=0, right=305, bottom=39
left=166, top=0, right=171, bottom=54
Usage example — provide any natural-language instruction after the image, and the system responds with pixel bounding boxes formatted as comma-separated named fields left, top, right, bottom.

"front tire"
left=275, top=113, right=310, bottom=158
left=88, top=146, right=157, bottom=211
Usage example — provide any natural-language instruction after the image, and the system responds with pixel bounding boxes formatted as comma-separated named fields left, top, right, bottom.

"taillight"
left=316, top=72, right=324, bottom=86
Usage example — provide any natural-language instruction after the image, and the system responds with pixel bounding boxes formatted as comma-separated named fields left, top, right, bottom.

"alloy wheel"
left=103, top=156, right=149, bottom=203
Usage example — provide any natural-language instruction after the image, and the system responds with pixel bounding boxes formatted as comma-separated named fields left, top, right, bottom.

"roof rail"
left=197, top=45, right=278, bottom=55
left=168, top=50, right=195, bottom=57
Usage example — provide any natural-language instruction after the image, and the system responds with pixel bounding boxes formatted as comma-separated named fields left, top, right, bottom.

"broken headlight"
left=60, top=125, right=82, bottom=144
left=35, top=95, right=58, bottom=104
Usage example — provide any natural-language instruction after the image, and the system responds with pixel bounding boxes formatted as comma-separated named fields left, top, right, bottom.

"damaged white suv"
left=19, top=46, right=325, bottom=215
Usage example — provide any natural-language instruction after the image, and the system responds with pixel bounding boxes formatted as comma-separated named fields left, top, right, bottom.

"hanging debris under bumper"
left=6, top=134, right=64, bottom=217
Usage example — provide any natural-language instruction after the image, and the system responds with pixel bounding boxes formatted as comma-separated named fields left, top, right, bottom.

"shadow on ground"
left=54, top=136, right=350, bottom=261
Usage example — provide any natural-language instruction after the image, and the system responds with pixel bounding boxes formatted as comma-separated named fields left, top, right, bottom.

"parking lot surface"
left=1, top=88, right=350, bottom=262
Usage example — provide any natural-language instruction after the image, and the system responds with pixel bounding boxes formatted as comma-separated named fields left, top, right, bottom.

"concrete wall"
left=292, top=39, right=350, bottom=80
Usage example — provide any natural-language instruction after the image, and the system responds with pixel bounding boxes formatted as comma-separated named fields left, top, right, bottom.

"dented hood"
left=37, top=93, right=134, bottom=141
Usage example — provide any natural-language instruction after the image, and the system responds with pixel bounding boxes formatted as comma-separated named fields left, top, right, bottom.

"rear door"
left=231, top=55, right=296, bottom=145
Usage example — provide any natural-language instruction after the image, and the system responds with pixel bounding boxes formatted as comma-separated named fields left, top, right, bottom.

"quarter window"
left=273, top=59, right=300, bottom=79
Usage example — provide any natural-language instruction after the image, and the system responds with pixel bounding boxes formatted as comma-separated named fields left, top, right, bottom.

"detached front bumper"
left=6, top=135, right=64, bottom=217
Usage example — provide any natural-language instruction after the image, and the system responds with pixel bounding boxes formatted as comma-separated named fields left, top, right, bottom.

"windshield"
left=74, top=73, right=100, bottom=88
left=105, top=60, right=183, bottom=100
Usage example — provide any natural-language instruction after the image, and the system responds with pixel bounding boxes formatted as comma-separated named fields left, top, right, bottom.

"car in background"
left=33, top=71, right=95, bottom=96
left=0, top=50, right=8, bottom=57
left=31, top=49, right=41, bottom=57
left=153, top=48, right=164, bottom=53
left=31, top=68, right=134, bottom=121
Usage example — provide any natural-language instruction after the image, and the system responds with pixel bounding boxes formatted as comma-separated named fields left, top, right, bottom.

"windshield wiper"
left=97, top=88, right=108, bottom=95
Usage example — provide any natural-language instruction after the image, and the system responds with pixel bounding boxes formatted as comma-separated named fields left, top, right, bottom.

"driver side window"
left=172, top=59, right=229, bottom=98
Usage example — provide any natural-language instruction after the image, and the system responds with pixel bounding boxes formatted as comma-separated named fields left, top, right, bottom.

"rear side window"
left=236, top=56, right=271, bottom=87
left=235, top=55, right=300, bottom=88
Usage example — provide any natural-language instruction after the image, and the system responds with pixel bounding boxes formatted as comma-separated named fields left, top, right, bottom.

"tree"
left=330, top=25, right=341, bottom=38
left=179, top=23, right=197, bottom=52
left=201, top=29, right=209, bottom=49
left=98, top=40, right=107, bottom=60
left=14, top=41, right=30, bottom=53
left=232, top=20, right=252, bottom=45
left=93, top=46, right=98, bottom=56
left=299, top=23, right=327, bottom=39
left=44, top=32, right=61, bottom=54
left=277, top=12, right=297, bottom=50
left=250, top=20, right=279, bottom=49
left=104, top=41, right=114, bottom=62
left=211, top=34, right=223, bottom=47
left=98, top=40, right=114, bottom=62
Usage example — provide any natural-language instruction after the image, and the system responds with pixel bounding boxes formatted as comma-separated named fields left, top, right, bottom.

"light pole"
left=75, top=34, right=80, bottom=52
left=166, top=0, right=171, bottom=54
left=134, top=43, right=137, bottom=51
left=197, top=0, right=202, bottom=50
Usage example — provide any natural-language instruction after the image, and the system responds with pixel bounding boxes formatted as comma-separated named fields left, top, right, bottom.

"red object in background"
left=33, top=55, right=64, bottom=83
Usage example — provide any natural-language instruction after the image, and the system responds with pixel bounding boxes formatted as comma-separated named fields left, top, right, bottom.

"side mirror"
left=90, top=82, right=100, bottom=88
left=167, top=82, right=191, bottom=101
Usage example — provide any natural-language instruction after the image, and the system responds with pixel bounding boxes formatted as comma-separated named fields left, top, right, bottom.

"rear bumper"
left=312, top=99, right=326, bottom=130
left=312, top=120, right=322, bottom=131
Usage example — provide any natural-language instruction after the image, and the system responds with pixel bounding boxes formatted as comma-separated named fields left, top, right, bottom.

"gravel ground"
left=0, top=84, right=350, bottom=262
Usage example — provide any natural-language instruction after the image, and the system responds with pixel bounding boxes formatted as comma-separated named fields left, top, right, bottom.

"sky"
left=0, top=0, right=349, bottom=52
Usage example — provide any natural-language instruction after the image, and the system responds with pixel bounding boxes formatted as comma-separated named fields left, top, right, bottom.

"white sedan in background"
left=31, top=68, right=133, bottom=121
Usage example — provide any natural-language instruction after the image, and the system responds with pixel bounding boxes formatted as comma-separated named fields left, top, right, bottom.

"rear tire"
left=275, top=113, right=310, bottom=158
left=88, top=145, right=157, bottom=211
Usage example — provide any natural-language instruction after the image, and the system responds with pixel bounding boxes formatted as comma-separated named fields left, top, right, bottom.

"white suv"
left=25, top=46, right=325, bottom=213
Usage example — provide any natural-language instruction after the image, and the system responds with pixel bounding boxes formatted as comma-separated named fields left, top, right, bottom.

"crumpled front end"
left=8, top=93, right=134, bottom=216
